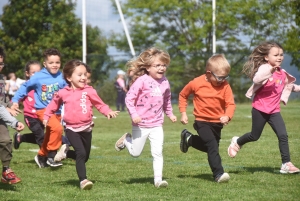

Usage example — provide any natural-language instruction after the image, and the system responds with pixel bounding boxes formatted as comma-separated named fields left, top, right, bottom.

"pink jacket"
left=126, top=74, right=174, bottom=128
left=44, top=85, right=112, bottom=127
left=246, top=64, right=300, bottom=105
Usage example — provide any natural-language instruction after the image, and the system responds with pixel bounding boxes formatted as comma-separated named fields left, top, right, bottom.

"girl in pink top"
left=115, top=47, right=177, bottom=188
left=43, top=59, right=119, bottom=190
left=228, top=41, right=300, bottom=174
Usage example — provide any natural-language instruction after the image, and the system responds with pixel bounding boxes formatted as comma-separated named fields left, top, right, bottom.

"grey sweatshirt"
left=0, top=105, right=18, bottom=129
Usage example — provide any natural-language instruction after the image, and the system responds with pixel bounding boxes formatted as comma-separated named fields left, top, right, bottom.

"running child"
left=228, top=41, right=300, bottom=174
left=43, top=59, right=119, bottom=190
left=179, top=54, right=235, bottom=183
left=11, top=48, right=67, bottom=167
left=115, top=47, right=177, bottom=188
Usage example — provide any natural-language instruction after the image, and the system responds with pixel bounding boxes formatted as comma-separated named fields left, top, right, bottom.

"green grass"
left=1, top=103, right=299, bottom=200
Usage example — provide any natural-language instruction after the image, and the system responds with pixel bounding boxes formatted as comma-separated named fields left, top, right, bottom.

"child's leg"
left=124, top=126, right=148, bottom=157
left=268, top=112, right=290, bottom=163
left=0, top=120, right=12, bottom=167
left=24, top=116, right=44, bottom=147
left=65, top=129, right=91, bottom=182
left=194, top=121, right=224, bottom=178
left=148, top=126, right=164, bottom=183
left=237, top=108, right=268, bottom=146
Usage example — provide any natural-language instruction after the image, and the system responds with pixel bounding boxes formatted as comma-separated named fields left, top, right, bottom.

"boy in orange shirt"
left=178, top=54, right=235, bottom=183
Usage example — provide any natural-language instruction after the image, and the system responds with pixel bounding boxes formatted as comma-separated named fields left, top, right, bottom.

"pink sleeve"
left=125, top=79, right=142, bottom=119
left=253, top=64, right=273, bottom=84
left=88, top=88, right=112, bottom=116
left=163, top=82, right=174, bottom=117
left=44, top=92, right=63, bottom=120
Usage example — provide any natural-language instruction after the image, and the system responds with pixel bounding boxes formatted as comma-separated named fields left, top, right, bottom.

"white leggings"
left=124, top=126, right=164, bottom=182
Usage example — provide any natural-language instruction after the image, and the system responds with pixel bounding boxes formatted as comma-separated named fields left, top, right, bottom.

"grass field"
left=0, top=103, right=299, bottom=200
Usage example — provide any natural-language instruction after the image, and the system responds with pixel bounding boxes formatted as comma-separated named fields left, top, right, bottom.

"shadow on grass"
left=20, top=159, right=64, bottom=171
left=177, top=173, right=213, bottom=182
left=229, top=166, right=278, bottom=174
left=0, top=182, right=19, bottom=191
left=123, top=177, right=153, bottom=185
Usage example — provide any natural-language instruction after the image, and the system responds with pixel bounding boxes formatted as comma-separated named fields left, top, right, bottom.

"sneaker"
left=80, top=179, right=93, bottom=190
left=54, top=144, right=69, bottom=162
left=155, top=180, right=168, bottom=188
left=46, top=158, right=63, bottom=167
left=180, top=129, right=191, bottom=153
left=227, top=136, right=241, bottom=158
left=1, top=168, right=21, bottom=184
left=115, top=133, right=131, bottom=151
left=215, top=173, right=230, bottom=183
left=13, top=132, right=21, bottom=150
left=280, top=162, right=300, bottom=174
left=34, top=155, right=49, bottom=168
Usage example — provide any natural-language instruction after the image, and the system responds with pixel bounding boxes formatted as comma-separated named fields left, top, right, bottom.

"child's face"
left=146, top=56, right=168, bottom=80
left=43, top=55, right=61, bottom=74
left=67, top=65, right=87, bottom=89
left=0, top=56, right=4, bottom=72
left=86, top=72, right=91, bottom=85
left=26, top=64, right=41, bottom=79
left=206, top=69, right=229, bottom=87
left=265, top=47, right=284, bottom=67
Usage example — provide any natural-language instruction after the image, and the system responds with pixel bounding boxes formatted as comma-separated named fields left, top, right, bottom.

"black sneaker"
left=13, top=132, right=21, bottom=149
left=34, top=155, right=49, bottom=168
left=180, top=129, right=191, bottom=153
left=46, top=158, right=63, bottom=167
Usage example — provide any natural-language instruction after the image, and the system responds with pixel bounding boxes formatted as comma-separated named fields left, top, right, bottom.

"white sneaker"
left=54, top=144, right=69, bottom=162
left=115, top=133, right=131, bottom=151
left=228, top=136, right=241, bottom=158
left=280, top=162, right=300, bottom=174
left=215, top=173, right=230, bottom=183
left=155, top=180, right=168, bottom=188
left=80, top=179, right=93, bottom=190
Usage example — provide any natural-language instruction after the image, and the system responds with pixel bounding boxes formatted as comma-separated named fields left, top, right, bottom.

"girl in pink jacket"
left=43, top=59, right=119, bottom=190
left=228, top=41, right=300, bottom=174
left=115, top=47, right=177, bottom=188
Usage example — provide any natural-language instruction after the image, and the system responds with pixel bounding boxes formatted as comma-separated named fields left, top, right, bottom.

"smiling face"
left=43, top=55, right=61, bottom=74
left=67, top=64, right=87, bottom=89
left=265, top=47, right=284, bottom=67
left=146, top=56, right=168, bottom=80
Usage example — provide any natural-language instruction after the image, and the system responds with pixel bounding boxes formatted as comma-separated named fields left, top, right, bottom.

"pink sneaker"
left=280, top=162, right=300, bottom=174
left=115, top=133, right=131, bottom=151
left=227, top=136, right=241, bottom=158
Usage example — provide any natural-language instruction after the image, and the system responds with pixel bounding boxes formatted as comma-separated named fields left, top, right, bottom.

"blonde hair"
left=126, top=47, right=170, bottom=86
left=242, top=41, right=283, bottom=79
left=206, top=54, right=231, bottom=74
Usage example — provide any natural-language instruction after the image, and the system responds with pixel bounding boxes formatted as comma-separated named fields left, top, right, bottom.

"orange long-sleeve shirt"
left=179, top=75, right=235, bottom=122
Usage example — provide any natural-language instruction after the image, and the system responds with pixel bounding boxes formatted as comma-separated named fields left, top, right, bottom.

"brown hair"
left=63, top=59, right=87, bottom=85
left=242, top=41, right=283, bottom=79
left=43, top=48, right=61, bottom=61
left=126, top=47, right=170, bottom=86
left=25, top=60, right=41, bottom=80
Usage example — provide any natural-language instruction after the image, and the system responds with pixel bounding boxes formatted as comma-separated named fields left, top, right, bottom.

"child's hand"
left=11, top=103, right=19, bottom=111
left=169, top=115, right=177, bottom=122
left=132, top=116, right=141, bottom=124
left=43, top=120, right=48, bottom=127
left=7, top=107, right=21, bottom=117
left=107, top=111, right=119, bottom=119
left=16, top=122, right=25, bottom=131
left=180, top=112, right=188, bottom=125
left=220, top=116, right=230, bottom=125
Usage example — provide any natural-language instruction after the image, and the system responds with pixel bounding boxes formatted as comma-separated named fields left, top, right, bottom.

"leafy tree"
left=0, top=0, right=111, bottom=86
left=109, top=0, right=298, bottom=102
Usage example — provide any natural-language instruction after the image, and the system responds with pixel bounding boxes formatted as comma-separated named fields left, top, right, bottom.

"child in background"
left=11, top=48, right=67, bottom=167
left=7, top=72, right=19, bottom=100
left=179, top=54, right=235, bottom=183
left=44, top=59, right=119, bottom=190
left=228, top=41, right=300, bottom=174
left=12, top=61, right=70, bottom=155
left=115, top=70, right=127, bottom=112
left=0, top=105, right=25, bottom=184
left=115, top=47, right=177, bottom=188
